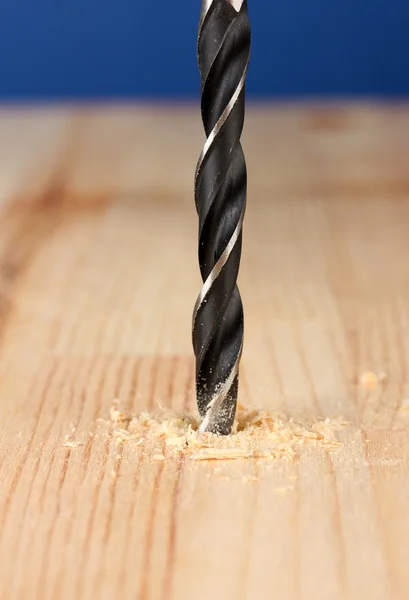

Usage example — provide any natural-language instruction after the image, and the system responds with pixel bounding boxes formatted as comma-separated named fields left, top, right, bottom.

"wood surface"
left=1, top=104, right=409, bottom=600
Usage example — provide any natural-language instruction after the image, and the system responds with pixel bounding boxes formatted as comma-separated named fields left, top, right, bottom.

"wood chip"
left=359, top=371, right=385, bottom=388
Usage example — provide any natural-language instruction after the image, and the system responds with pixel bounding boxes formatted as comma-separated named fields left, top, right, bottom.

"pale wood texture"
left=1, top=104, right=409, bottom=600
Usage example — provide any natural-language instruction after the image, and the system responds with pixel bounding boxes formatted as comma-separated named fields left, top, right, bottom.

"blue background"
left=0, top=0, right=407, bottom=100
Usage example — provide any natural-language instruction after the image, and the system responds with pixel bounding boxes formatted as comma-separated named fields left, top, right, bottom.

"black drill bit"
left=193, top=0, right=251, bottom=435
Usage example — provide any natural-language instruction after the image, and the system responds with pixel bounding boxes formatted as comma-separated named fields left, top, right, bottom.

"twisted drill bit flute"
left=193, top=0, right=251, bottom=434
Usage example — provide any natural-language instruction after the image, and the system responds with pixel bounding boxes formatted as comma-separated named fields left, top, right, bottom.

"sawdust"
left=62, top=440, right=85, bottom=448
left=96, top=401, right=347, bottom=462
left=62, top=427, right=85, bottom=448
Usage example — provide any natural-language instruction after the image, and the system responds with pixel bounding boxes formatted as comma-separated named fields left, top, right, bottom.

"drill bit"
left=193, top=0, right=251, bottom=435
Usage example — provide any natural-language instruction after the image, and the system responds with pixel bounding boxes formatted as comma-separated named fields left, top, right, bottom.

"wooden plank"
left=0, top=107, right=73, bottom=209
left=0, top=104, right=409, bottom=600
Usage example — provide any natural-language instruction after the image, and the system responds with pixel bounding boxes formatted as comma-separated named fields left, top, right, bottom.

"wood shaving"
left=359, top=371, right=387, bottom=388
left=96, top=402, right=346, bottom=462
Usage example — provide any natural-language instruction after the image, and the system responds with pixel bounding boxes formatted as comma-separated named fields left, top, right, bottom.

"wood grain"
left=1, top=104, right=409, bottom=600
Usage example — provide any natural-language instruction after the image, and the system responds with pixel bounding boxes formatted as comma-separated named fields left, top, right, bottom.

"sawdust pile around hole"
left=96, top=401, right=347, bottom=462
